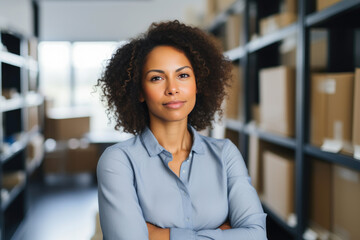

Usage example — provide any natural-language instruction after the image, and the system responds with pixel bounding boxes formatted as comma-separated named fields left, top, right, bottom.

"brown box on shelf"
left=260, top=66, right=295, bottom=137
left=225, top=128, right=239, bottom=147
left=204, top=0, right=217, bottom=27
left=216, top=0, right=236, bottom=13
left=281, top=0, right=297, bottom=14
left=317, top=0, right=342, bottom=11
left=252, top=104, right=260, bottom=125
left=2, top=171, right=26, bottom=190
left=262, top=150, right=295, bottom=222
left=225, top=14, right=244, bottom=50
left=310, top=159, right=332, bottom=230
left=28, top=37, right=38, bottom=60
left=333, top=165, right=360, bottom=240
left=43, top=148, right=67, bottom=173
left=27, top=133, right=44, bottom=161
left=248, top=135, right=272, bottom=194
left=27, top=106, right=39, bottom=131
left=310, top=30, right=328, bottom=71
left=280, top=30, right=328, bottom=70
left=353, top=69, right=360, bottom=159
left=310, top=72, right=354, bottom=150
left=259, top=12, right=297, bottom=36
left=67, top=144, right=99, bottom=173
left=45, top=108, right=90, bottom=140
left=226, top=65, right=243, bottom=121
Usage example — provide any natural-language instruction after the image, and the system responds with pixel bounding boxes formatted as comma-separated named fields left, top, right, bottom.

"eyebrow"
left=144, top=66, right=192, bottom=77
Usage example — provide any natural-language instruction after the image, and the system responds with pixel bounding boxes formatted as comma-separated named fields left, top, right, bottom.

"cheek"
left=143, top=86, right=162, bottom=103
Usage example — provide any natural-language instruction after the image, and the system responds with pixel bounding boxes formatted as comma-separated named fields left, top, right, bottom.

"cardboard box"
left=204, top=0, right=217, bottom=27
left=27, top=133, right=44, bottom=162
left=317, top=0, right=342, bottom=11
left=281, top=0, right=297, bottom=14
left=333, top=165, right=360, bottom=240
left=310, top=30, right=328, bottom=71
left=310, top=73, right=354, bottom=150
left=310, top=159, right=332, bottom=230
left=27, top=106, right=39, bottom=131
left=2, top=171, right=26, bottom=189
left=67, top=144, right=99, bottom=173
left=262, top=150, right=295, bottom=221
left=248, top=135, right=273, bottom=194
left=280, top=30, right=328, bottom=70
left=225, top=65, right=243, bottom=121
left=353, top=69, right=360, bottom=159
left=43, top=146, right=67, bottom=173
left=216, top=0, right=236, bottom=13
left=260, top=66, right=295, bottom=137
left=260, top=12, right=297, bottom=36
left=45, top=108, right=90, bottom=140
left=225, top=14, right=244, bottom=50
left=225, top=128, right=239, bottom=147
left=252, top=104, right=260, bottom=125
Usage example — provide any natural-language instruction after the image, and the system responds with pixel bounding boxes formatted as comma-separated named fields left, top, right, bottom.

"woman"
left=96, top=20, right=267, bottom=240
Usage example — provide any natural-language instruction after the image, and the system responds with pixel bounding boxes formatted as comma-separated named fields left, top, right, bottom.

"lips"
left=163, top=100, right=186, bottom=109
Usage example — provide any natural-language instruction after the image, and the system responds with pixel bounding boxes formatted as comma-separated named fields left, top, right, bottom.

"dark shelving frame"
left=207, top=0, right=360, bottom=239
left=0, top=27, right=44, bottom=240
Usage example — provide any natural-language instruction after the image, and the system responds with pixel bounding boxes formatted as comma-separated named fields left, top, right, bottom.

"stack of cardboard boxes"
left=311, top=68, right=360, bottom=159
left=249, top=136, right=295, bottom=225
left=225, top=64, right=243, bottom=121
left=204, top=0, right=238, bottom=27
left=259, top=0, right=297, bottom=37
left=310, top=159, right=360, bottom=240
left=43, top=107, right=99, bottom=174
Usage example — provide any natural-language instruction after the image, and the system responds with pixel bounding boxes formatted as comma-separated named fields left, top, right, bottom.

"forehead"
left=143, top=45, right=192, bottom=70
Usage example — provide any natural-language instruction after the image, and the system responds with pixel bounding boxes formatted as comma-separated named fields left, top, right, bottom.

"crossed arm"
left=146, top=222, right=232, bottom=240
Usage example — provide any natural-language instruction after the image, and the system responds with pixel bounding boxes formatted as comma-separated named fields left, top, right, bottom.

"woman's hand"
left=219, top=221, right=232, bottom=230
left=146, top=222, right=170, bottom=240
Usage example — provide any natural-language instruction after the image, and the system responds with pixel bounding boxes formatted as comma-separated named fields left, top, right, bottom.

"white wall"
left=0, top=0, right=33, bottom=37
left=39, top=0, right=206, bottom=41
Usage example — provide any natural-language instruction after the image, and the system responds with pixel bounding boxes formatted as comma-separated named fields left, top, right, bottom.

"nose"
left=165, top=79, right=179, bottom=96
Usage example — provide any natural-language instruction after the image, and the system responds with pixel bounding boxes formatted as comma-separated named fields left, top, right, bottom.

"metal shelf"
left=262, top=202, right=297, bottom=237
left=0, top=97, right=24, bottom=112
left=1, top=180, right=26, bottom=211
left=224, top=118, right=244, bottom=132
left=0, top=133, right=28, bottom=163
left=305, top=144, right=360, bottom=171
left=0, top=51, right=26, bottom=67
left=244, top=123, right=296, bottom=150
left=224, top=46, right=246, bottom=61
left=306, top=0, right=360, bottom=27
left=247, top=23, right=297, bottom=53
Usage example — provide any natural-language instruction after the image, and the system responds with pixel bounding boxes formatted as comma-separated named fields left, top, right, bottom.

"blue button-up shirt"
left=97, top=126, right=267, bottom=239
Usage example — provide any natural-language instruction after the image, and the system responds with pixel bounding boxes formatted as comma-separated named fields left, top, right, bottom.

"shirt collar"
left=140, top=125, right=205, bottom=157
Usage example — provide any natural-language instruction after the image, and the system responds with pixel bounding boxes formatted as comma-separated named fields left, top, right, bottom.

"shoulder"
left=198, top=134, right=236, bottom=154
left=97, top=135, right=139, bottom=171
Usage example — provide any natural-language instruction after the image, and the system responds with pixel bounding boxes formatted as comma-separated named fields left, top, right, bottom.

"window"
left=39, top=41, right=126, bottom=133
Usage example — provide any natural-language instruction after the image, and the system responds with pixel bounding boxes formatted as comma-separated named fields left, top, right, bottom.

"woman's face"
left=140, top=45, right=197, bottom=125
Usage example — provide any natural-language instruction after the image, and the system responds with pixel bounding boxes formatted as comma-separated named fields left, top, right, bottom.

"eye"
left=179, top=73, right=190, bottom=79
left=150, top=76, right=163, bottom=82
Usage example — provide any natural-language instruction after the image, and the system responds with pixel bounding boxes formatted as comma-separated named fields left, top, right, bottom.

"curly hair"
left=96, top=20, right=232, bottom=135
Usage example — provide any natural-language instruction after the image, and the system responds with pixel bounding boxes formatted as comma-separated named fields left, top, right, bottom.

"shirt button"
left=186, top=217, right=190, bottom=221
left=182, top=170, right=186, bottom=173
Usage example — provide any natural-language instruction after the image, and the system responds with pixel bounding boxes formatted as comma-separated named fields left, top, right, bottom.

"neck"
left=149, top=120, right=192, bottom=155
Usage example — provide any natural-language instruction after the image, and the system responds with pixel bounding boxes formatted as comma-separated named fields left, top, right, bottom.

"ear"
left=139, top=91, right=145, bottom=102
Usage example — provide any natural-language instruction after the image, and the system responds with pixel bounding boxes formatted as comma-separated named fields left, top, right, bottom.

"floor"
left=12, top=174, right=99, bottom=240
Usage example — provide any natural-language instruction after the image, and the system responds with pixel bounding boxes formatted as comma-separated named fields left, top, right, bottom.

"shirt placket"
left=177, top=152, right=193, bottom=228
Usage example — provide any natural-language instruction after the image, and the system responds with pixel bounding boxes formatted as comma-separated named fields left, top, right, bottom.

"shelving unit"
left=0, top=28, right=44, bottom=239
left=207, top=0, right=360, bottom=239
